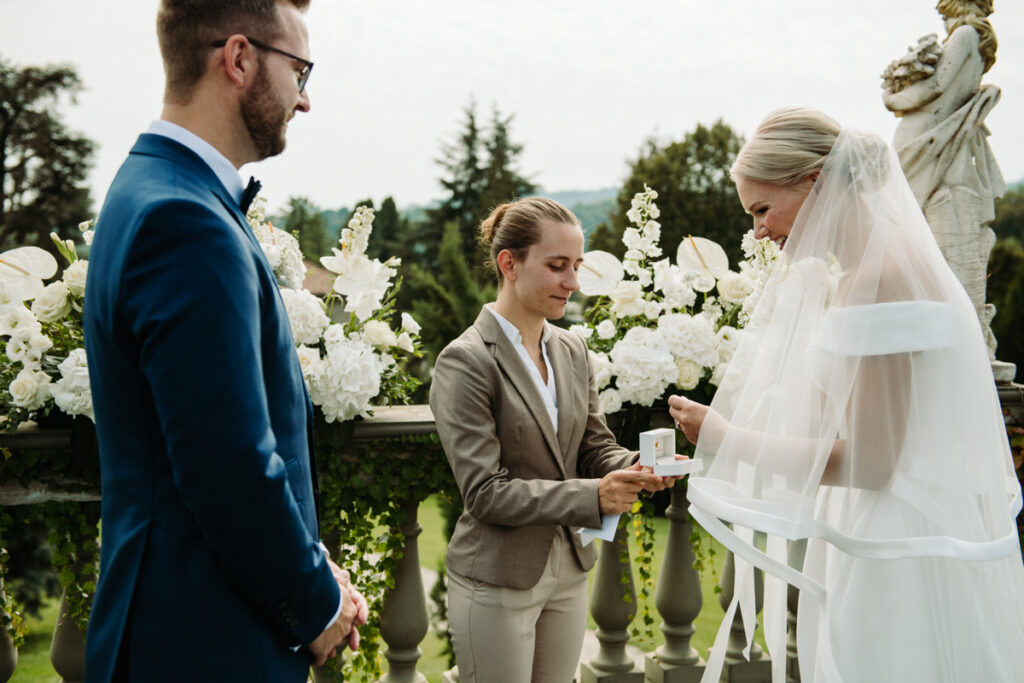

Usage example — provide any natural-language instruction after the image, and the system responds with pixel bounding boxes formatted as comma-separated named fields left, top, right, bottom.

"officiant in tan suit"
left=430, top=197, right=676, bottom=683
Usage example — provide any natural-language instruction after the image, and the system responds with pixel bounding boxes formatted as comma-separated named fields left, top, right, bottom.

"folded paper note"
left=578, top=513, right=620, bottom=546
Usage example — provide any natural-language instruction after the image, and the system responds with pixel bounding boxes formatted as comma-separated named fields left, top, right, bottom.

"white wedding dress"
left=687, top=130, right=1024, bottom=682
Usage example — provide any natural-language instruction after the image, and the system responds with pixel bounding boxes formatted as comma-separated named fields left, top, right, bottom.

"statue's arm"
left=883, top=25, right=979, bottom=113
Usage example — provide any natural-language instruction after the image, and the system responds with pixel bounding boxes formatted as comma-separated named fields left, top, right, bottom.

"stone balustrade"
left=2, top=387, right=1022, bottom=682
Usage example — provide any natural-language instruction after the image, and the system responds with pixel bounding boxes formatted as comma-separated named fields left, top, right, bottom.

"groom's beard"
left=242, top=64, right=289, bottom=160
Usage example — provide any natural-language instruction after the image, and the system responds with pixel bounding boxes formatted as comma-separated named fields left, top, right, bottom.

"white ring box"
left=639, top=427, right=686, bottom=476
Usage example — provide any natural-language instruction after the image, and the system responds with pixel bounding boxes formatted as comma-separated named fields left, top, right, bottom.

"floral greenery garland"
left=312, top=422, right=459, bottom=680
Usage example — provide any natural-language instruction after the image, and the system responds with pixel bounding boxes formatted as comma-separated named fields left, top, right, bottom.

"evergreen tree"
left=990, top=238, right=1024, bottom=370
left=280, top=196, right=330, bottom=261
left=993, top=186, right=1024, bottom=243
left=367, top=196, right=412, bottom=263
left=605, top=120, right=749, bottom=266
left=1, top=57, right=94, bottom=249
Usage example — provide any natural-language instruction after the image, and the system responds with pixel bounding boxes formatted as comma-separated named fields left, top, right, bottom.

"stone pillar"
left=717, top=549, right=771, bottom=682
left=378, top=499, right=428, bottom=683
left=645, top=486, right=705, bottom=683
left=580, top=524, right=643, bottom=683
left=786, top=540, right=806, bottom=683
left=0, top=626, right=13, bottom=683
left=50, top=591, right=86, bottom=683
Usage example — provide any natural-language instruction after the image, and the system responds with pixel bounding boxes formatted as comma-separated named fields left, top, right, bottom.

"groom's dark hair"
left=157, top=0, right=311, bottom=104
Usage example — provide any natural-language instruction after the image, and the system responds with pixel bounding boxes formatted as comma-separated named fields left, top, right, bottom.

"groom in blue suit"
left=83, top=2, right=364, bottom=680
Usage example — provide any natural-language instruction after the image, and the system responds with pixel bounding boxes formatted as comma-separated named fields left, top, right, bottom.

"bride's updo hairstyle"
left=730, top=106, right=841, bottom=187
left=479, top=197, right=581, bottom=284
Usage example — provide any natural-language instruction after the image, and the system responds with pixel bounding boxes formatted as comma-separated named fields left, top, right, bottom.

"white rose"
left=598, top=387, right=623, bottom=415
left=63, top=260, right=88, bottom=297
left=569, top=324, right=594, bottom=340
left=396, top=331, right=415, bottom=353
left=596, top=319, right=617, bottom=340
left=9, top=368, right=51, bottom=410
left=295, top=345, right=323, bottom=383
left=400, top=312, right=421, bottom=335
left=676, top=359, right=702, bottom=390
left=51, top=349, right=93, bottom=420
left=717, top=271, right=754, bottom=305
left=710, top=362, right=728, bottom=387
left=643, top=300, right=662, bottom=320
left=589, top=351, right=614, bottom=390
left=31, top=281, right=72, bottom=323
left=362, top=319, right=398, bottom=349
left=609, top=280, right=645, bottom=318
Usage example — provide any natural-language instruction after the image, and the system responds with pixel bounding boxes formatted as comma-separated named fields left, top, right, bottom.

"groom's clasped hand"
left=308, top=559, right=370, bottom=666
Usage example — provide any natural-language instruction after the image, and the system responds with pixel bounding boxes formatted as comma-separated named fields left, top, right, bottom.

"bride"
left=670, top=106, right=1024, bottom=682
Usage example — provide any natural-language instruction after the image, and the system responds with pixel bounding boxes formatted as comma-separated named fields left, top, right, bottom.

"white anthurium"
left=0, top=247, right=58, bottom=303
left=578, top=250, right=625, bottom=297
left=677, top=236, right=729, bottom=282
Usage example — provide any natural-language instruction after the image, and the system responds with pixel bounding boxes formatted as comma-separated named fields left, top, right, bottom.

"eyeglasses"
left=212, top=36, right=313, bottom=92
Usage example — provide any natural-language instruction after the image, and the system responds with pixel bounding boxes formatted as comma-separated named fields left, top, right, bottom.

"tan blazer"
left=430, top=307, right=634, bottom=590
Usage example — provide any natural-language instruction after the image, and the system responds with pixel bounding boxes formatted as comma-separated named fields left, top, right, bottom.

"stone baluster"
left=0, top=576, right=15, bottom=683
left=378, top=498, right=428, bottom=683
left=644, top=485, right=705, bottom=683
left=786, top=540, right=806, bottom=683
left=717, top=547, right=771, bottom=682
left=50, top=591, right=86, bottom=683
left=580, top=524, right=643, bottom=683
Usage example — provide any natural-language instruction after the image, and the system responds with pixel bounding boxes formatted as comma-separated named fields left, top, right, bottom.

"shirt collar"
left=146, top=120, right=245, bottom=204
left=486, top=305, right=553, bottom=347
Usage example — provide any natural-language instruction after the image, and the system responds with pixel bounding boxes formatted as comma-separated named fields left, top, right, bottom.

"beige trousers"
left=447, top=528, right=589, bottom=683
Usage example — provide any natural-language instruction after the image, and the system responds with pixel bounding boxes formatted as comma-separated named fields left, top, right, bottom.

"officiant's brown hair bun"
left=479, top=197, right=580, bottom=283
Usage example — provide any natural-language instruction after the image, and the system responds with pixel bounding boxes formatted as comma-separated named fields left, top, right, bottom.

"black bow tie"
left=240, top=176, right=262, bottom=213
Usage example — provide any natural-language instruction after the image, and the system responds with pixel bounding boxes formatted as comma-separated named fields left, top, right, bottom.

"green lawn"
left=10, top=495, right=748, bottom=682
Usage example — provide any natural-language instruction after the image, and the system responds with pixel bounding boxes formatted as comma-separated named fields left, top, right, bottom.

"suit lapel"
left=475, top=309, right=567, bottom=478
left=548, top=334, right=576, bottom=461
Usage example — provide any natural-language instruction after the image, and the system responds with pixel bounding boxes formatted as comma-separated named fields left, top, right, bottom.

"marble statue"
left=882, top=0, right=1007, bottom=368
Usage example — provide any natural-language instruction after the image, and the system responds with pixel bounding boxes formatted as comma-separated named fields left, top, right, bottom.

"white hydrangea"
left=279, top=288, right=330, bottom=346
left=9, top=367, right=51, bottom=410
left=31, top=281, right=72, bottom=323
left=51, top=349, right=94, bottom=420
left=657, top=313, right=718, bottom=368
left=311, top=335, right=392, bottom=422
left=653, top=259, right=697, bottom=312
left=609, top=327, right=677, bottom=406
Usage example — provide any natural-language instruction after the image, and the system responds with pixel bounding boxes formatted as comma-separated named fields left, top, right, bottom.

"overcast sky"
left=4, top=0, right=1023, bottom=216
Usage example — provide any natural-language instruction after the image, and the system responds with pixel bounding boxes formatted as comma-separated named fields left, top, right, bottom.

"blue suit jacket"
left=83, top=134, right=340, bottom=682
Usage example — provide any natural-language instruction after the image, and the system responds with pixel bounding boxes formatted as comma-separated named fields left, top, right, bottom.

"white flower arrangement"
left=574, top=185, right=782, bottom=413
left=0, top=226, right=95, bottom=431
left=247, top=200, right=423, bottom=423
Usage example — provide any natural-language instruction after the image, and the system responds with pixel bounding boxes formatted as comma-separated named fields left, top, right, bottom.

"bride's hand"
left=668, top=395, right=708, bottom=445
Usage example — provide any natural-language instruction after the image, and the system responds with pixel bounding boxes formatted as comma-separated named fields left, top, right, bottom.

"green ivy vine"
left=313, top=417, right=459, bottom=681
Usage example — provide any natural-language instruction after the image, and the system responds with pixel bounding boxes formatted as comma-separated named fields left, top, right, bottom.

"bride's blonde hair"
left=730, top=106, right=841, bottom=188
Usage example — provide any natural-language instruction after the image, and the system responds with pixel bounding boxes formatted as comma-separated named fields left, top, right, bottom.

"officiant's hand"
left=599, top=464, right=660, bottom=514
left=639, top=455, right=689, bottom=492
left=308, top=583, right=358, bottom=666
left=668, top=395, right=708, bottom=445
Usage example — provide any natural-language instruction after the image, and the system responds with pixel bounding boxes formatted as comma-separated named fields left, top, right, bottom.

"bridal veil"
left=686, top=128, right=1024, bottom=682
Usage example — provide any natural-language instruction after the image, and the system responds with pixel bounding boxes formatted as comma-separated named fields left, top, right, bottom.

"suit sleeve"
left=122, top=199, right=340, bottom=647
left=430, top=339, right=604, bottom=529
